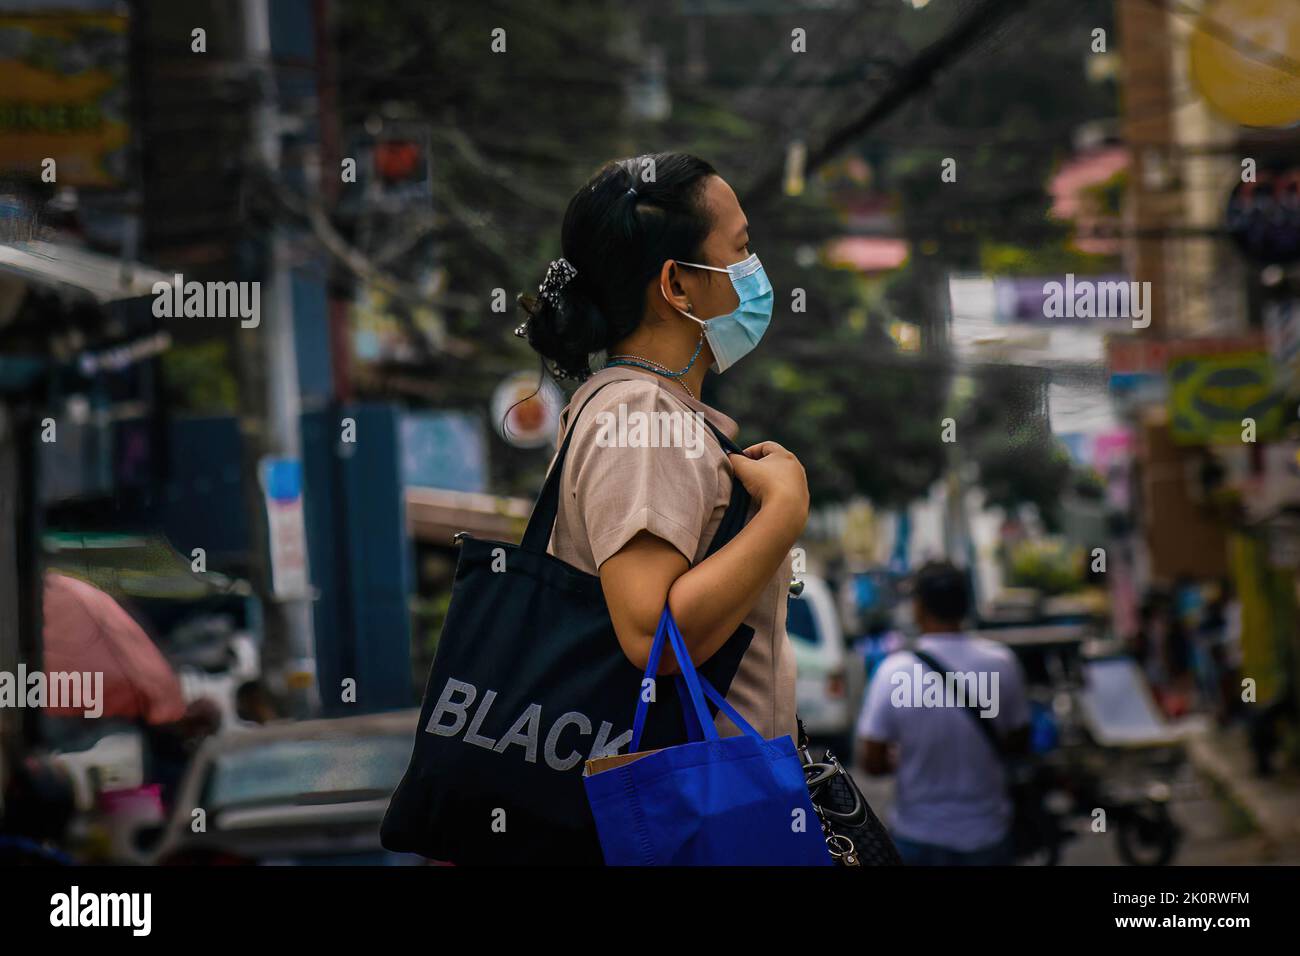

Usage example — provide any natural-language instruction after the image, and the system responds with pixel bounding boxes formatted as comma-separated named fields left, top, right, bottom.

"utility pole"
left=1118, top=0, right=1178, bottom=338
left=241, top=0, right=319, bottom=718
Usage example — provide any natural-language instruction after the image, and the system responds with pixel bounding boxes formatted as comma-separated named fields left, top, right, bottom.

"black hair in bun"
left=519, top=152, right=716, bottom=381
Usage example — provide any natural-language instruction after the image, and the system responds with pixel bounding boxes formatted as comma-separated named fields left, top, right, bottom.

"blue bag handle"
left=691, top=674, right=763, bottom=741
left=630, top=606, right=672, bottom=750
left=630, top=604, right=764, bottom=752
left=631, top=606, right=716, bottom=751
left=665, top=609, right=763, bottom=740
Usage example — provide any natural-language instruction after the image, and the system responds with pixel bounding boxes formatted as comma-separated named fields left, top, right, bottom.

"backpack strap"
left=910, top=648, right=1007, bottom=762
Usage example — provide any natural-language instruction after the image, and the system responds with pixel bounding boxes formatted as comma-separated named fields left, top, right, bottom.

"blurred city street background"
left=2, top=0, right=1300, bottom=866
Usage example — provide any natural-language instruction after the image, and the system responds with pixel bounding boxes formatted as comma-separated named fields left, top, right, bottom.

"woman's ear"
left=658, top=259, right=692, bottom=316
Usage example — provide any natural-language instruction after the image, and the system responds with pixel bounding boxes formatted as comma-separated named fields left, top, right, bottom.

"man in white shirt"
left=857, top=561, right=1030, bottom=865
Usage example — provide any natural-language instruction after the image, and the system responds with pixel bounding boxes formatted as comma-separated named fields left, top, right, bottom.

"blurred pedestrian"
left=1191, top=579, right=1227, bottom=715
left=0, top=750, right=77, bottom=862
left=235, top=679, right=279, bottom=725
left=857, top=561, right=1030, bottom=865
left=144, top=697, right=222, bottom=812
left=1216, top=579, right=1244, bottom=723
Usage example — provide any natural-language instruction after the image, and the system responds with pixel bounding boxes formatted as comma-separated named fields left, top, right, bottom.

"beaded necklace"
left=605, top=333, right=704, bottom=400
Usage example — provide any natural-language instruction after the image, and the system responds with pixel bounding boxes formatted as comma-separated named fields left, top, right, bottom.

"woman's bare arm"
left=599, top=441, right=808, bottom=672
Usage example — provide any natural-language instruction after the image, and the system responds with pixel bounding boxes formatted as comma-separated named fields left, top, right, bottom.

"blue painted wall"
left=302, top=405, right=413, bottom=714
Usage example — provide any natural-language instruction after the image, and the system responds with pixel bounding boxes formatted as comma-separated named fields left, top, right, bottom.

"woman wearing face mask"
left=518, top=153, right=807, bottom=742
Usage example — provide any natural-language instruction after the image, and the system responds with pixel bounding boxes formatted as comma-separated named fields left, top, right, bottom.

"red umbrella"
left=41, top=571, right=185, bottom=724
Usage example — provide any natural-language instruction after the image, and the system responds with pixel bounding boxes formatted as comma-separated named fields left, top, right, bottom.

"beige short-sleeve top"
left=546, top=365, right=797, bottom=742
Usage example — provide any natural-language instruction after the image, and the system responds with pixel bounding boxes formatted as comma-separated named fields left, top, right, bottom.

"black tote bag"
left=381, top=381, right=756, bottom=865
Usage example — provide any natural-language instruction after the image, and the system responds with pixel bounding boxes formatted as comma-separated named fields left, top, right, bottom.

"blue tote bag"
left=584, top=606, right=833, bottom=866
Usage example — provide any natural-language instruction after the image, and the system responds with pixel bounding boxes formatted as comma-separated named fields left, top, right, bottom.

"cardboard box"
left=584, top=749, right=662, bottom=777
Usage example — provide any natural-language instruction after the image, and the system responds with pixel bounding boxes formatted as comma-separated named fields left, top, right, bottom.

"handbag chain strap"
left=796, top=720, right=864, bottom=866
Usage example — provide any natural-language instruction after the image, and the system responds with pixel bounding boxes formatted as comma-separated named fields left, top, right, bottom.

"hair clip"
left=538, top=257, right=577, bottom=305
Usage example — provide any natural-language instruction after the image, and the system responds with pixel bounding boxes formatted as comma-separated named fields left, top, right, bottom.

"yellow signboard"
left=1168, top=350, right=1283, bottom=444
left=0, top=13, right=130, bottom=187
left=1189, top=0, right=1300, bottom=128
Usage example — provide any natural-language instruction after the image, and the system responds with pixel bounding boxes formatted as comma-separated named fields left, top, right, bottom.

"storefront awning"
left=0, top=240, right=170, bottom=304
left=43, top=532, right=251, bottom=601
left=406, top=487, right=530, bottom=545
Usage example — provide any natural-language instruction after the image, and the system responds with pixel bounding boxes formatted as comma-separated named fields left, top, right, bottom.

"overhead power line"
left=743, top=0, right=1034, bottom=210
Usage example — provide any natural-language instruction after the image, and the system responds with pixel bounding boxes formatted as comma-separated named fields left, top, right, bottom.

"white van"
left=787, top=574, right=863, bottom=756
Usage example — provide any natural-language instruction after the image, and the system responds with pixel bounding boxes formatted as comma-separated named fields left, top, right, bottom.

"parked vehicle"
left=1013, top=752, right=1181, bottom=866
left=789, top=575, right=863, bottom=757
left=150, top=709, right=424, bottom=865
left=981, top=625, right=1187, bottom=866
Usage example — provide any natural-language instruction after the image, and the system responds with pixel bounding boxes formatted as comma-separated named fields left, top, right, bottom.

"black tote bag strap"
left=700, top=419, right=752, bottom=560
left=520, top=380, right=617, bottom=554
left=520, top=378, right=753, bottom=557
left=911, top=648, right=1007, bottom=762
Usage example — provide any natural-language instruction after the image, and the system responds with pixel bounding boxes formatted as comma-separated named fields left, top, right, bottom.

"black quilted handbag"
left=797, top=720, right=902, bottom=866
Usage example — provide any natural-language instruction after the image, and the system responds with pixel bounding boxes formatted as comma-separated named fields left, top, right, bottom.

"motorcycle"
left=1012, top=746, right=1182, bottom=866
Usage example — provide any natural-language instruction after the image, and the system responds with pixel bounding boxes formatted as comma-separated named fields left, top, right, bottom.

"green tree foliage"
left=333, top=0, right=1116, bottom=514
left=958, top=366, right=1074, bottom=531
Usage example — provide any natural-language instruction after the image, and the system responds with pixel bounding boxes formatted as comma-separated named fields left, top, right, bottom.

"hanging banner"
left=0, top=13, right=130, bottom=187
left=260, top=458, right=311, bottom=599
left=1107, top=333, right=1266, bottom=393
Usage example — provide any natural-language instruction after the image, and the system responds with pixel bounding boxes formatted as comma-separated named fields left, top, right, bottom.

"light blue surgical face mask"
left=663, top=252, right=774, bottom=373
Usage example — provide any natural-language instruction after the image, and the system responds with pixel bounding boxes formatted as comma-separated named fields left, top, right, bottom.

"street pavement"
left=852, top=753, right=1300, bottom=866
